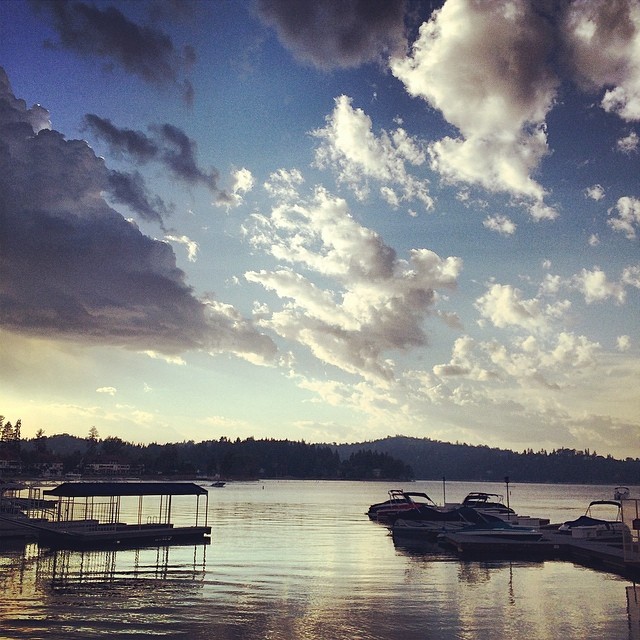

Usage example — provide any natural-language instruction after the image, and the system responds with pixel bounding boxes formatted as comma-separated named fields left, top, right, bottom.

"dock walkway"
left=439, top=530, right=640, bottom=579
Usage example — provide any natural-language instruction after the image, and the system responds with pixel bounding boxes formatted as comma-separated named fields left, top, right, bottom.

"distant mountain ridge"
left=335, top=436, right=640, bottom=484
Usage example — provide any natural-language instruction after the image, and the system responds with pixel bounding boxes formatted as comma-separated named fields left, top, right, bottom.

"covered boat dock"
left=35, top=482, right=211, bottom=548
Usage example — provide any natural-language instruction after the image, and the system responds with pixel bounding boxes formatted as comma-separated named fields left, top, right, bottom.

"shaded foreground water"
left=1, top=480, right=639, bottom=639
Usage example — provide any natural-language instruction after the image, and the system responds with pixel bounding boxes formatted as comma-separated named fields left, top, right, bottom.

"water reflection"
left=0, top=481, right=638, bottom=639
left=0, top=542, right=209, bottom=638
left=629, top=586, right=640, bottom=640
left=42, top=543, right=207, bottom=590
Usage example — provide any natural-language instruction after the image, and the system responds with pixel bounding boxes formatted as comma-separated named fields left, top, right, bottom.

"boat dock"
left=432, top=529, right=640, bottom=580
left=1, top=481, right=211, bottom=549
left=385, top=491, right=640, bottom=581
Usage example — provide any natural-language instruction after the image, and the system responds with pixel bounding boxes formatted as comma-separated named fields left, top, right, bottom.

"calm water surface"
left=0, top=480, right=638, bottom=639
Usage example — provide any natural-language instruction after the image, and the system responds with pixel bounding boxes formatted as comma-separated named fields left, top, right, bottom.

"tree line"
left=2, top=416, right=639, bottom=484
left=0, top=419, right=413, bottom=480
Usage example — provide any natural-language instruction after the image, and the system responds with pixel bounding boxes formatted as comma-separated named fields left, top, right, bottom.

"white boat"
left=447, top=492, right=515, bottom=517
left=392, top=505, right=497, bottom=541
left=558, top=499, right=625, bottom=541
left=450, top=520, right=544, bottom=541
left=438, top=518, right=545, bottom=556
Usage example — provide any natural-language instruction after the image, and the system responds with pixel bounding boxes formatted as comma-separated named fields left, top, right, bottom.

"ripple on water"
left=0, top=480, right=636, bottom=640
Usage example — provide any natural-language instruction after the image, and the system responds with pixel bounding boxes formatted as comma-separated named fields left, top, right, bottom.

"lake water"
left=1, top=480, right=639, bottom=639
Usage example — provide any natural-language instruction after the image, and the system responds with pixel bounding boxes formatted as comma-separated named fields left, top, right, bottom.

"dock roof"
left=43, top=482, right=208, bottom=498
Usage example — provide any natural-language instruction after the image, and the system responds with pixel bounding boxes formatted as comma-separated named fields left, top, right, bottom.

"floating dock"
left=389, top=494, right=640, bottom=580
left=435, top=529, right=640, bottom=580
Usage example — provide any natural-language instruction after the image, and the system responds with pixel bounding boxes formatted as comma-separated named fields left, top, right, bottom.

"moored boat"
left=392, top=506, right=506, bottom=542
left=558, top=499, right=625, bottom=541
left=438, top=517, right=546, bottom=556
left=446, top=519, right=544, bottom=542
left=369, top=487, right=549, bottom=529
left=367, top=489, right=441, bottom=523
left=454, top=492, right=515, bottom=517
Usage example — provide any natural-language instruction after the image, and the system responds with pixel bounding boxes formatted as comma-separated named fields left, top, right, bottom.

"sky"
left=0, top=0, right=638, bottom=459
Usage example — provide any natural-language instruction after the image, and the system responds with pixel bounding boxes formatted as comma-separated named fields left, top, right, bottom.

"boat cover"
left=561, top=515, right=615, bottom=529
left=43, top=482, right=207, bottom=497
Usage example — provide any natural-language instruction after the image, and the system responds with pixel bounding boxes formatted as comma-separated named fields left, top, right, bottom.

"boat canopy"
left=43, top=482, right=207, bottom=498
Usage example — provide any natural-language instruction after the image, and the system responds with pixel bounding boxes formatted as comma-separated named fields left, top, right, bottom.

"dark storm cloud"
left=84, top=114, right=159, bottom=161
left=153, top=123, right=217, bottom=187
left=31, top=0, right=195, bottom=102
left=84, top=115, right=224, bottom=196
left=256, top=0, right=408, bottom=70
left=0, top=67, right=276, bottom=361
left=107, top=169, right=169, bottom=228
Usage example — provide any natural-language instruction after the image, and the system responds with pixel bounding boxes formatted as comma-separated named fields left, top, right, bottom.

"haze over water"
left=0, top=480, right=638, bottom=639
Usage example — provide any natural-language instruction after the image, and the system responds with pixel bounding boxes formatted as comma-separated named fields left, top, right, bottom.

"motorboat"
left=446, top=492, right=550, bottom=527
left=368, top=489, right=510, bottom=523
left=367, top=489, right=441, bottom=523
left=447, top=519, right=544, bottom=541
left=558, top=499, right=625, bottom=541
left=614, top=486, right=630, bottom=500
left=459, top=492, right=515, bottom=516
left=441, top=492, right=517, bottom=518
left=369, top=488, right=549, bottom=527
left=438, top=519, right=545, bottom=556
left=392, top=506, right=506, bottom=542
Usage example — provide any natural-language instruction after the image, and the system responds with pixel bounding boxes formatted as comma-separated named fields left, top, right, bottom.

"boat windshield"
left=403, top=492, right=437, bottom=507
left=462, top=492, right=504, bottom=505
left=585, top=500, right=622, bottom=521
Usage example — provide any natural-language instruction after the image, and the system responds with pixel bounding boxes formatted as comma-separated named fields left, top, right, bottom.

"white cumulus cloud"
left=609, top=196, right=640, bottom=239
left=617, top=130, right=639, bottom=153
left=96, top=386, right=117, bottom=396
left=165, top=234, right=199, bottom=262
left=312, top=95, right=433, bottom=210
left=483, top=214, right=516, bottom=236
left=391, top=0, right=558, bottom=220
left=216, top=167, right=255, bottom=209
left=246, top=185, right=461, bottom=382
left=585, top=184, right=605, bottom=201
left=475, top=283, right=570, bottom=334
left=573, top=267, right=626, bottom=304
left=617, top=335, right=631, bottom=351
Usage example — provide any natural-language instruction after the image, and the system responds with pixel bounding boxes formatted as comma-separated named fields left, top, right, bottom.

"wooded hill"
left=335, top=436, right=640, bottom=484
